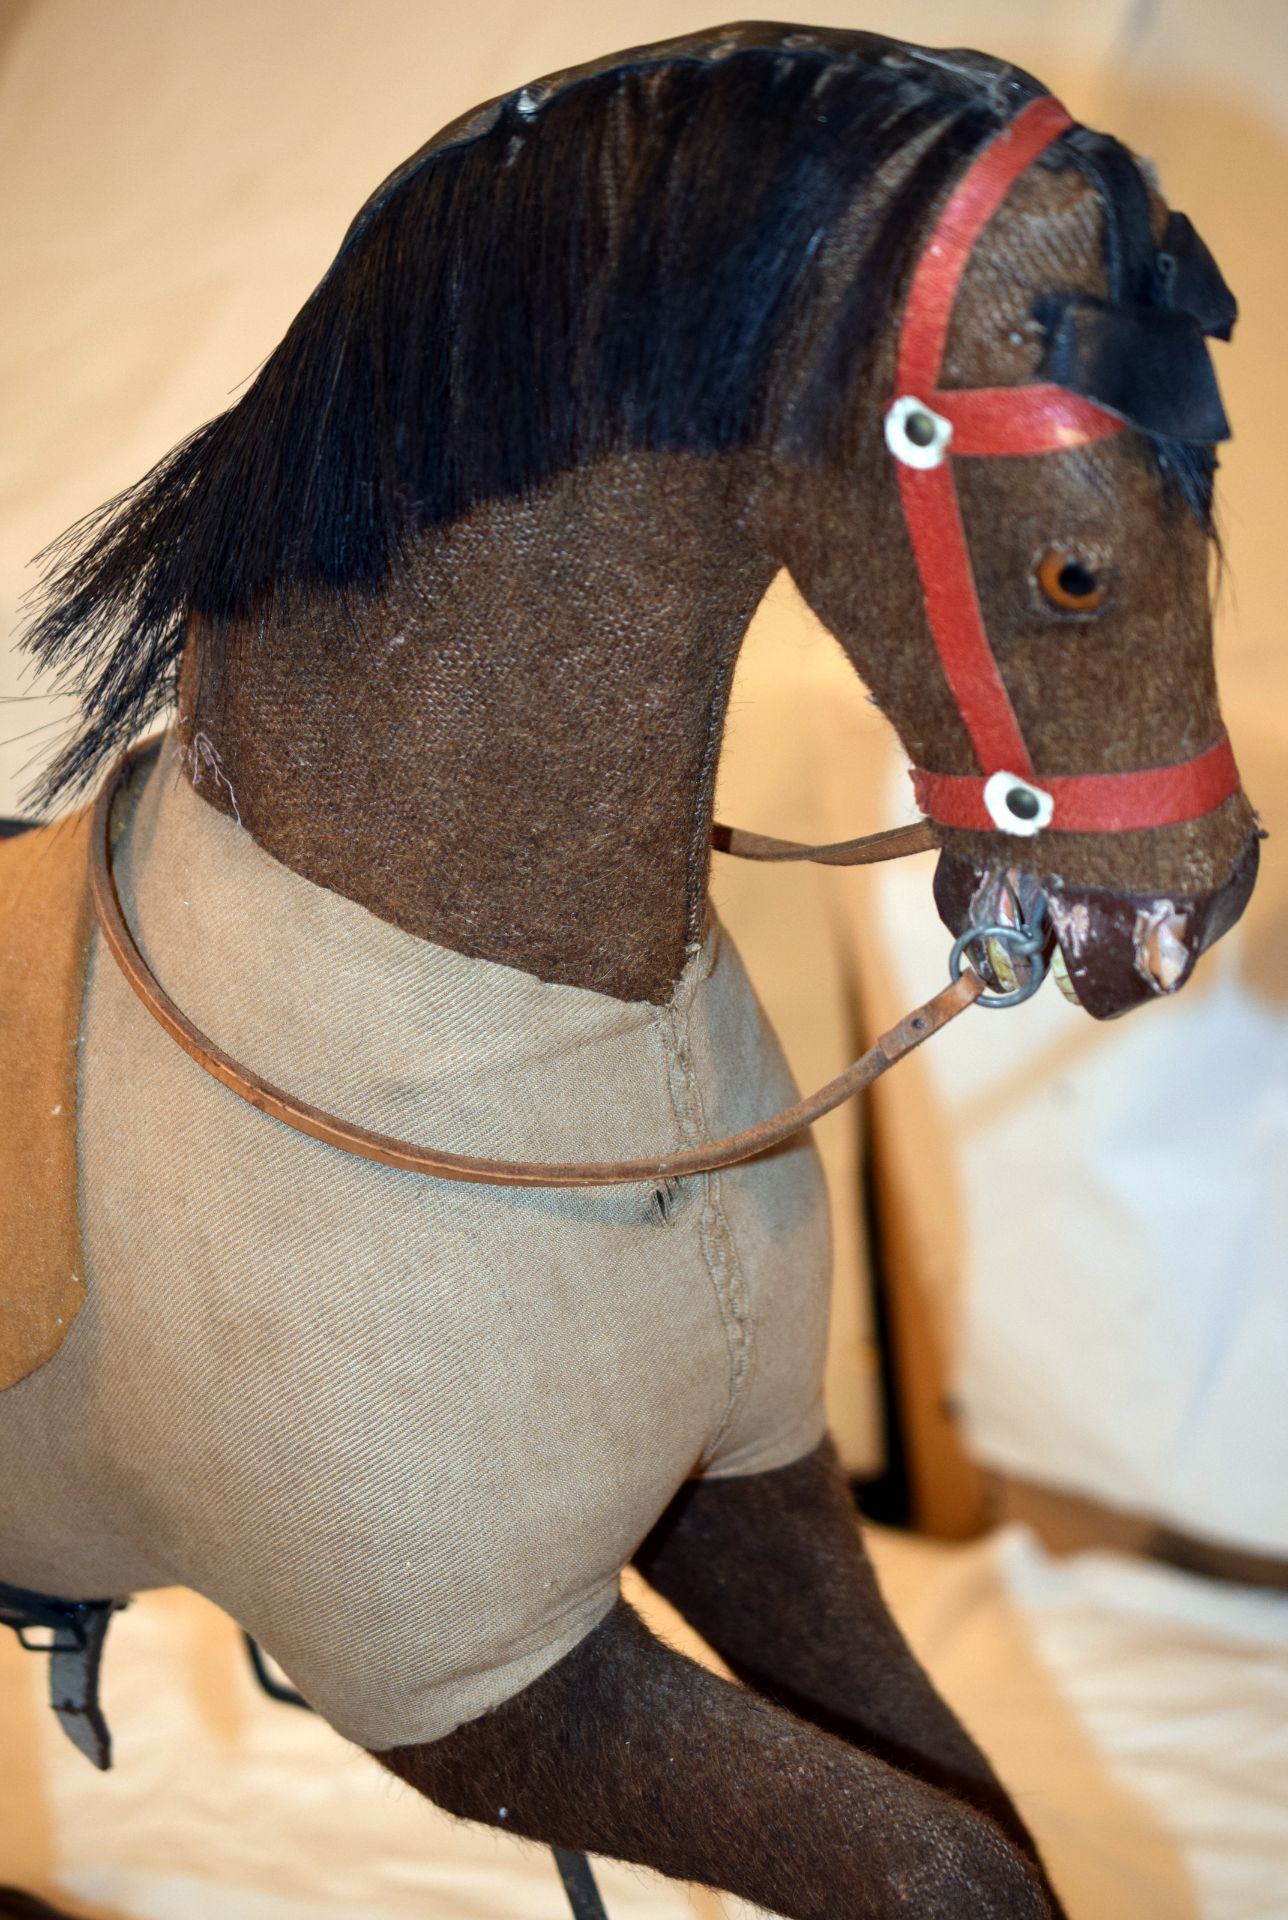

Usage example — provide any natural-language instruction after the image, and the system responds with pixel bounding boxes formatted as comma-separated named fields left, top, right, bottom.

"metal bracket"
left=0, top=1579, right=124, bottom=1770
left=553, top=1847, right=610, bottom=1920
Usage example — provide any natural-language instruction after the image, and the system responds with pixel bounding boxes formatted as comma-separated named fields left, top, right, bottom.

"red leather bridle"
left=887, top=93, right=1240, bottom=840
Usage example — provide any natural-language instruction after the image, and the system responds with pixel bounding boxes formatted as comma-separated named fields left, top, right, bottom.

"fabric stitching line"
left=650, top=978, right=756, bottom=1469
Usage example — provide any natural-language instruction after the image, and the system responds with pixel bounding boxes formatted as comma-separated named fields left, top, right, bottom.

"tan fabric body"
left=0, top=812, right=94, bottom=1389
left=0, top=741, right=829, bottom=1748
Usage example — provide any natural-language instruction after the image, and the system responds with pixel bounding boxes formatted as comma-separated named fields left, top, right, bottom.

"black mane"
left=19, top=24, right=1213, bottom=806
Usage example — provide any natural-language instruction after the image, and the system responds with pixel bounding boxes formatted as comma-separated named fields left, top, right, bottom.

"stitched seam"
left=684, top=663, right=730, bottom=949
left=651, top=975, right=754, bottom=1465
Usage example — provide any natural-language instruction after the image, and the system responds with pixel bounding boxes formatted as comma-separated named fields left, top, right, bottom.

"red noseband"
left=891, top=93, right=1240, bottom=839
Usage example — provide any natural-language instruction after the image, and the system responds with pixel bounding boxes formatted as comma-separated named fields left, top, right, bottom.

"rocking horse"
left=0, top=21, right=1259, bottom=1920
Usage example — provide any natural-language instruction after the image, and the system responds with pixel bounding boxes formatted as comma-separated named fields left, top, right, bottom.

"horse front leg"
left=633, top=1438, right=1065, bottom=1913
left=376, top=1597, right=1058, bottom=1920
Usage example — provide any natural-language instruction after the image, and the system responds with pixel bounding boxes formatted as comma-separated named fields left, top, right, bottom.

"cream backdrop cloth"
left=3, top=1530, right=1286, bottom=1920
left=0, top=739, right=830, bottom=1749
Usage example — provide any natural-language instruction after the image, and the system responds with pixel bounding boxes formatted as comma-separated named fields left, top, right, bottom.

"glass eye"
left=1036, top=547, right=1108, bottom=613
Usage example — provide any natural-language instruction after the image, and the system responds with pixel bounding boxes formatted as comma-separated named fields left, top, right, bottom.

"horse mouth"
left=933, top=833, right=1260, bottom=1020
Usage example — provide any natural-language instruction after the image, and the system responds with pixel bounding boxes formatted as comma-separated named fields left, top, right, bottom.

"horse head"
left=748, top=50, right=1258, bottom=1019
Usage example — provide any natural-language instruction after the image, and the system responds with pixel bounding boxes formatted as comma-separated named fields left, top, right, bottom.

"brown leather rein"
left=89, top=742, right=979, bottom=1188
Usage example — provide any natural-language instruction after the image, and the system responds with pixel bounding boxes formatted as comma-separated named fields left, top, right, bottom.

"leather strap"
left=90, top=743, right=979, bottom=1190
left=712, top=818, right=936, bottom=864
left=895, top=95, right=1078, bottom=398
left=894, top=95, right=1086, bottom=783
left=913, top=731, right=1239, bottom=833
left=896, top=454, right=1035, bottom=776
left=889, top=93, right=1243, bottom=838
left=930, top=385, right=1124, bottom=457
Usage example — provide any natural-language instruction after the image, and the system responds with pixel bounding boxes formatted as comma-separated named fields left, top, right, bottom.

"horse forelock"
left=1055, top=130, right=1229, bottom=534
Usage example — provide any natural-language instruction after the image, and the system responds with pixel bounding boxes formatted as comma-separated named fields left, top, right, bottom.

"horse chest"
left=0, top=745, right=830, bottom=1748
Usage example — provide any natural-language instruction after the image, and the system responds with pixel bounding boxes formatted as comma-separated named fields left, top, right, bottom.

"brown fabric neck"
left=178, top=451, right=784, bottom=1005
left=90, top=738, right=974, bottom=1189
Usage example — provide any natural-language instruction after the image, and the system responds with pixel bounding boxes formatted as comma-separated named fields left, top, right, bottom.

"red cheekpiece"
left=892, top=94, right=1241, bottom=836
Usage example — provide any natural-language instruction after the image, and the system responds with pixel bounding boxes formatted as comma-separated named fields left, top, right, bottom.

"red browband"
left=891, top=94, right=1241, bottom=838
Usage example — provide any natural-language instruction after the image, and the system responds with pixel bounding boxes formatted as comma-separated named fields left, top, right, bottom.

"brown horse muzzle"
left=933, top=831, right=1261, bottom=1020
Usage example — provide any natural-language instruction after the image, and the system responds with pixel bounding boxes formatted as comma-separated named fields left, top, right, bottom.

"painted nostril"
left=1133, top=905, right=1191, bottom=994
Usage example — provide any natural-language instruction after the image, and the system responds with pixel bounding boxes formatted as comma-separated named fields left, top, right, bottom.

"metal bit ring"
left=949, top=916, right=1049, bottom=1010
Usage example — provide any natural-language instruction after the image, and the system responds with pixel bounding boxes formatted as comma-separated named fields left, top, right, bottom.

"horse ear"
left=1035, top=293, right=1232, bottom=445
left=1155, top=211, right=1238, bottom=342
